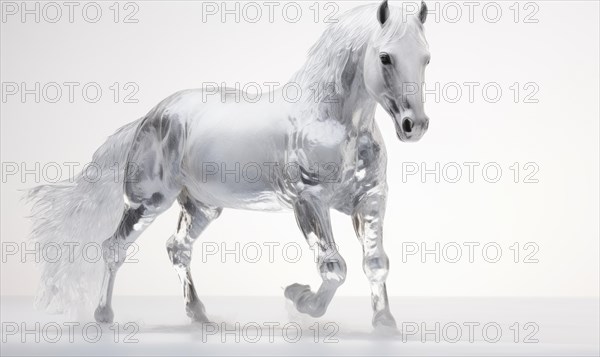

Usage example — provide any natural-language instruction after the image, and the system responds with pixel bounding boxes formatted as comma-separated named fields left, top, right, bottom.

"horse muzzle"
left=395, top=115, right=429, bottom=142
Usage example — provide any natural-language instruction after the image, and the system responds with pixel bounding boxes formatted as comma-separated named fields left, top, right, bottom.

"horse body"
left=29, top=1, right=430, bottom=331
left=145, top=88, right=294, bottom=212
left=136, top=85, right=385, bottom=215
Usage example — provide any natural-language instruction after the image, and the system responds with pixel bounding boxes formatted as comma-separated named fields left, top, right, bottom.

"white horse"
left=28, top=0, right=430, bottom=330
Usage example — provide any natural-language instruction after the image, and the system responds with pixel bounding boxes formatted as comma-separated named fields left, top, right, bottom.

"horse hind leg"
left=94, top=202, right=167, bottom=323
left=94, top=182, right=182, bottom=322
left=94, top=184, right=182, bottom=323
left=95, top=113, right=185, bottom=323
left=166, top=192, right=222, bottom=323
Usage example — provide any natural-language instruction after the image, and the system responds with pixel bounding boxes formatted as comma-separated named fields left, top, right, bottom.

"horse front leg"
left=285, top=190, right=347, bottom=318
left=351, top=189, right=397, bottom=330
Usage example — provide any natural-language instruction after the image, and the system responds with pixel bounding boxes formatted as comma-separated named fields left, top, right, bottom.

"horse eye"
left=379, top=53, right=392, bottom=65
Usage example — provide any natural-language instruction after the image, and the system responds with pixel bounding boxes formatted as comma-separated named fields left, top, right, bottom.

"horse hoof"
left=188, top=311, right=210, bottom=324
left=372, top=310, right=397, bottom=332
left=284, top=283, right=311, bottom=301
left=284, top=283, right=328, bottom=317
left=94, top=305, right=114, bottom=324
left=186, top=304, right=209, bottom=323
left=190, top=315, right=211, bottom=324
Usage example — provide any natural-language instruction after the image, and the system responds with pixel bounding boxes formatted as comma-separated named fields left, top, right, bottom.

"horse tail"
left=27, top=118, right=143, bottom=316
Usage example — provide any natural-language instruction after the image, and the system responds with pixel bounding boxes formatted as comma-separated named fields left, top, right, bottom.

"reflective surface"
left=30, top=1, right=430, bottom=330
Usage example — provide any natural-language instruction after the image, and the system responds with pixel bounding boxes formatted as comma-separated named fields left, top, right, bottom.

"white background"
left=1, top=0, right=599, bottom=303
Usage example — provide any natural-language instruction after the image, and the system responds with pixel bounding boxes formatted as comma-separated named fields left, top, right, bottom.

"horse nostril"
left=402, top=118, right=413, bottom=133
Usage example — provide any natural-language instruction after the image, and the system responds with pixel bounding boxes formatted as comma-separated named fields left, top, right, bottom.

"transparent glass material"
left=29, top=0, right=430, bottom=331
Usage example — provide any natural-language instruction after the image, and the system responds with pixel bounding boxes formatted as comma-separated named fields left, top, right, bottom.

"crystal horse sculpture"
left=28, top=0, right=430, bottom=330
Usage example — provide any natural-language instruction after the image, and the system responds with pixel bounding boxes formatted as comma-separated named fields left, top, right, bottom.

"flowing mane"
left=291, top=4, right=410, bottom=103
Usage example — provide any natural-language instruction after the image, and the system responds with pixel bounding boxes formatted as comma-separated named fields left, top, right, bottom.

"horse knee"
left=319, top=252, right=347, bottom=284
left=363, top=254, right=390, bottom=283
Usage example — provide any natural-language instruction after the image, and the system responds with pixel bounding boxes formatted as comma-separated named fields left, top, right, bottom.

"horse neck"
left=337, top=63, right=377, bottom=132
left=299, top=51, right=378, bottom=134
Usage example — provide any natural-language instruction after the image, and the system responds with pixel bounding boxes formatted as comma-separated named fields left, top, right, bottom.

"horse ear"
left=377, top=0, right=390, bottom=26
left=419, top=1, right=428, bottom=24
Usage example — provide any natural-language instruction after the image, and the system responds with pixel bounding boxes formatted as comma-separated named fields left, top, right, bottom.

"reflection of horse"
left=29, top=0, right=431, bottom=330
